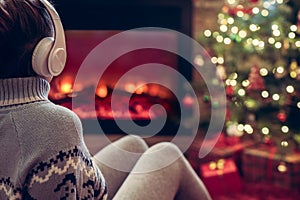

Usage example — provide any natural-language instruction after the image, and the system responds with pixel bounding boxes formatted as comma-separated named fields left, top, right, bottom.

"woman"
left=0, top=0, right=211, bottom=199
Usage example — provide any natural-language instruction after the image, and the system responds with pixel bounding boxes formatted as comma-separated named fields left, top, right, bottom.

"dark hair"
left=0, top=0, right=53, bottom=78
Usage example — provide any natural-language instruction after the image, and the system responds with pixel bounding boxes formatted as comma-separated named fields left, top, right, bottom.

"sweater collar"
left=0, top=77, right=50, bottom=107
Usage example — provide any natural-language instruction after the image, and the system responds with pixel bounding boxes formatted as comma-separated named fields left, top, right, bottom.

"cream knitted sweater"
left=0, top=77, right=107, bottom=199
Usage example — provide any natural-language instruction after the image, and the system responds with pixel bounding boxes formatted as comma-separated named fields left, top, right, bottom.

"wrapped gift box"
left=186, top=133, right=254, bottom=174
left=199, top=158, right=242, bottom=197
left=242, top=145, right=300, bottom=190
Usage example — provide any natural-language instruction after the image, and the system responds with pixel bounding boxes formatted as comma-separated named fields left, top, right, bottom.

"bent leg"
left=93, top=135, right=149, bottom=200
left=113, top=142, right=211, bottom=200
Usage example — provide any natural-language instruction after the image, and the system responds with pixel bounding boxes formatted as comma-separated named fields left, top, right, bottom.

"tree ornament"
left=277, top=111, right=287, bottom=122
left=226, top=85, right=235, bottom=97
left=246, top=65, right=265, bottom=91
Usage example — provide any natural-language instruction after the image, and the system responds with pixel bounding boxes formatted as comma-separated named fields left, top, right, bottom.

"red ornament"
left=226, top=85, right=235, bottom=97
left=277, top=112, right=287, bottom=122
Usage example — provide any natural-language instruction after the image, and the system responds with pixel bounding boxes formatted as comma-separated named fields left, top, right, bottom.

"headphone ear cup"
left=32, top=37, right=54, bottom=77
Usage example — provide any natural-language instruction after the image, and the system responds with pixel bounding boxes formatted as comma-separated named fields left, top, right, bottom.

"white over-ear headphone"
left=32, top=0, right=67, bottom=77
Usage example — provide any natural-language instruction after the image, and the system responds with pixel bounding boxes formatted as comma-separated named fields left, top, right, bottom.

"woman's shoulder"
left=14, top=100, right=84, bottom=143
left=36, top=101, right=82, bottom=130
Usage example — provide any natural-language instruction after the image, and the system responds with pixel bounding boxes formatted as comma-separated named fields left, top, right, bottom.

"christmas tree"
left=197, top=0, right=300, bottom=151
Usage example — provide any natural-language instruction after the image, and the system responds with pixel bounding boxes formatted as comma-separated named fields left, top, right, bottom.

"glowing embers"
left=94, top=83, right=176, bottom=120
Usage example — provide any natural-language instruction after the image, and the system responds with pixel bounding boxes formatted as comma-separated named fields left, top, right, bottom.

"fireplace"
left=50, top=0, right=193, bottom=135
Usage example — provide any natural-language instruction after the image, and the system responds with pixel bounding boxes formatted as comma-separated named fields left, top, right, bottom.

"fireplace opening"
left=50, top=0, right=193, bottom=135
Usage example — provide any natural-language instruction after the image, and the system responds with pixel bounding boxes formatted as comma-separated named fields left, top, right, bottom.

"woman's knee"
left=148, top=142, right=182, bottom=156
left=131, top=142, right=184, bottom=173
left=116, top=135, right=149, bottom=153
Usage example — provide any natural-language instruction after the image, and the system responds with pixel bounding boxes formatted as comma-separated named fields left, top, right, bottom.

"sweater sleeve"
left=23, top=146, right=108, bottom=200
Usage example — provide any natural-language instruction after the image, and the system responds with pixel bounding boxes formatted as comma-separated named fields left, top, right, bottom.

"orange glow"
left=148, top=84, right=160, bottom=97
left=61, top=82, right=72, bottom=94
left=125, top=83, right=136, bottom=93
left=96, top=85, right=108, bottom=98
left=135, top=86, right=144, bottom=95
left=135, top=83, right=148, bottom=95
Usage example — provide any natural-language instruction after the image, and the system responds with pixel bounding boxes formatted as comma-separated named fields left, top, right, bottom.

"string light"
left=224, top=37, right=232, bottom=44
left=230, top=79, right=237, bottom=86
left=263, top=1, right=271, bottom=8
left=242, top=80, right=250, bottom=87
left=220, top=24, right=228, bottom=32
left=258, top=41, right=265, bottom=49
left=272, top=24, right=279, bottom=31
left=239, top=30, right=247, bottom=38
left=281, top=126, right=289, bottom=133
left=272, top=93, right=280, bottom=101
left=237, top=124, right=244, bottom=132
left=286, top=85, right=295, bottom=93
left=281, top=140, right=289, bottom=147
left=273, top=29, right=281, bottom=37
left=290, top=25, right=297, bottom=32
left=230, top=73, right=238, bottom=80
left=227, top=17, right=234, bottom=24
left=204, top=30, right=212, bottom=37
left=244, top=124, right=254, bottom=134
left=227, top=0, right=236, bottom=5
left=289, top=32, right=296, bottom=39
left=270, top=0, right=276, bottom=5
left=261, top=9, right=269, bottom=17
left=260, top=68, right=268, bottom=76
left=216, top=35, right=224, bottom=43
left=277, top=162, right=287, bottom=173
left=274, top=42, right=282, bottom=49
left=211, top=57, right=218, bottom=64
left=238, top=89, right=246, bottom=96
left=217, top=57, right=224, bottom=64
left=276, top=0, right=284, bottom=4
left=218, top=13, right=225, bottom=20
left=252, top=39, right=260, bottom=46
left=231, top=26, right=239, bottom=34
left=249, top=24, right=259, bottom=32
left=276, top=66, right=285, bottom=74
left=262, top=127, right=270, bottom=135
left=261, top=90, right=269, bottom=98
left=268, top=37, right=275, bottom=44
left=252, top=7, right=260, bottom=14
left=237, top=11, right=244, bottom=18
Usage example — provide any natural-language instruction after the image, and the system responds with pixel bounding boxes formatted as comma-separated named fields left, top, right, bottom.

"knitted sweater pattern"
left=0, top=77, right=107, bottom=200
